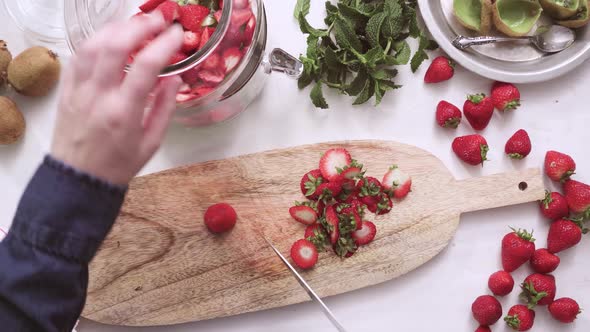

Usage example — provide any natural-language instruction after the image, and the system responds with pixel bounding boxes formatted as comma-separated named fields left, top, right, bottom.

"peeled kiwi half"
left=493, top=0, right=543, bottom=37
left=454, top=0, right=493, bottom=34
left=557, top=0, right=590, bottom=27
left=540, top=0, right=580, bottom=19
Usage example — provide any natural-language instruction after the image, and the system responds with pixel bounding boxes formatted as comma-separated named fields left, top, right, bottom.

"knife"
left=263, top=237, right=348, bottom=332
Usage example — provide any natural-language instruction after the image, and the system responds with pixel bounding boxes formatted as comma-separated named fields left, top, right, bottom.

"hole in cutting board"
left=518, top=182, right=528, bottom=191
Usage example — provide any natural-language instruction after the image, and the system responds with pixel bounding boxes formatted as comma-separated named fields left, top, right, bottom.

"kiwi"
left=0, top=40, right=12, bottom=88
left=7, top=46, right=61, bottom=97
left=0, top=96, right=25, bottom=145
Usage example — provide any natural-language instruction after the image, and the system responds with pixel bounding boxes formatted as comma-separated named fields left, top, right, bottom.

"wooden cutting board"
left=82, top=140, right=545, bottom=326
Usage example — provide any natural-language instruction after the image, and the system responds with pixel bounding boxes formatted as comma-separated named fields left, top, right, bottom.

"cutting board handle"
left=453, top=168, right=545, bottom=214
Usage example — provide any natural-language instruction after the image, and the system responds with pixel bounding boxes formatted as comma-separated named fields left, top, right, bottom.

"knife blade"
left=263, top=237, right=348, bottom=332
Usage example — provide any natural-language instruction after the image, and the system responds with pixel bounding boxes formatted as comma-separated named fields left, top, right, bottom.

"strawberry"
left=340, top=206, right=361, bottom=230
left=530, top=249, right=560, bottom=274
left=491, top=82, right=520, bottom=111
left=563, top=180, right=590, bottom=218
left=501, top=228, right=535, bottom=272
left=381, top=165, right=412, bottom=199
left=505, top=129, right=531, bottom=159
left=203, top=203, right=237, bottom=233
left=424, top=56, right=454, bottom=83
left=488, top=270, right=514, bottom=296
left=139, top=0, right=167, bottom=13
left=548, top=298, right=581, bottom=323
left=178, top=4, right=210, bottom=32
left=374, top=193, right=393, bottom=215
left=463, top=93, right=494, bottom=130
left=234, top=0, right=249, bottom=9
left=317, top=181, right=343, bottom=201
left=544, top=150, right=576, bottom=182
left=319, top=148, right=352, bottom=181
left=176, top=93, right=199, bottom=103
left=340, top=163, right=364, bottom=182
left=289, top=206, right=318, bottom=226
left=181, top=30, right=200, bottom=53
left=333, top=235, right=358, bottom=258
left=435, top=100, right=462, bottom=128
left=352, top=221, right=376, bottom=246
left=198, top=70, right=224, bottom=85
left=203, top=52, right=221, bottom=70
left=304, top=223, right=323, bottom=239
left=452, top=134, right=489, bottom=166
left=290, top=239, right=318, bottom=270
left=231, top=9, right=253, bottom=28
left=156, top=1, right=181, bottom=24
left=547, top=219, right=582, bottom=254
left=181, top=66, right=201, bottom=85
left=169, top=51, right=188, bottom=65
left=222, top=47, right=242, bottom=73
left=243, top=16, right=256, bottom=45
left=300, top=169, right=324, bottom=200
left=520, top=273, right=556, bottom=307
left=192, top=86, right=214, bottom=96
left=475, top=327, right=491, bottom=332
left=325, top=205, right=340, bottom=245
left=471, top=295, right=503, bottom=326
left=358, top=176, right=382, bottom=198
left=177, top=83, right=191, bottom=94
left=199, top=27, right=215, bottom=49
left=540, top=191, right=569, bottom=221
left=504, top=305, right=535, bottom=331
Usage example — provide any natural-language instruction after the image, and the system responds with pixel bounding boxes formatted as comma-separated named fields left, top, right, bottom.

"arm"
left=0, top=13, right=183, bottom=331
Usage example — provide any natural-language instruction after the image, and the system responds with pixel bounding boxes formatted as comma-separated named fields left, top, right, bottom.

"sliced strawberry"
left=181, top=30, right=200, bottom=54
left=198, top=70, right=225, bottom=85
left=176, top=93, right=199, bottom=103
left=341, top=207, right=361, bottom=230
left=222, top=47, right=243, bottom=73
left=178, top=4, right=210, bottom=32
left=231, top=9, right=253, bottom=27
left=178, top=83, right=191, bottom=94
left=325, top=205, right=340, bottom=245
left=213, top=10, right=222, bottom=23
left=352, top=221, right=377, bottom=246
left=201, top=52, right=220, bottom=70
left=139, top=0, right=167, bottom=13
left=290, top=239, right=318, bottom=270
left=300, top=169, right=324, bottom=200
left=341, top=166, right=363, bottom=181
left=358, top=176, right=382, bottom=198
left=156, top=1, right=181, bottom=24
left=192, top=86, right=215, bottom=96
left=199, top=27, right=215, bottom=49
left=304, top=223, right=323, bottom=239
left=181, top=66, right=201, bottom=85
left=243, top=16, right=256, bottom=46
left=289, top=206, right=318, bottom=226
left=317, top=181, right=343, bottom=201
left=360, top=195, right=378, bottom=212
left=169, top=52, right=188, bottom=65
left=382, top=165, right=412, bottom=199
left=319, top=148, right=352, bottom=181
left=375, top=194, right=393, bottom=215
left=234, top=0, right=249, bottom=9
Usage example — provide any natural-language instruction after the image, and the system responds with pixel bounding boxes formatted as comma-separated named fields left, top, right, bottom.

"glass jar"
left=63, top=0, right=303, bottom=127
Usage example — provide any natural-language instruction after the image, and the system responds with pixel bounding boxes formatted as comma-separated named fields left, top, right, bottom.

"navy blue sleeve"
left=0, top=155, right=127, bottom=332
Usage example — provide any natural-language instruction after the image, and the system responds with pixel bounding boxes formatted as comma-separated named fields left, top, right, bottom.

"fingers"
left=91, top=14, right=167, bottom=88
left=141, top=76, right=182, bottom=155
left=122, top=24, right=183, bottom=112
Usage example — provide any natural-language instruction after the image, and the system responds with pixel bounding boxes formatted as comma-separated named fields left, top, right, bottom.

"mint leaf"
left=410, top=34, right=430, bottom=73
left=324, top=1, right=339, bottom=26
left=425, top=39, right=439, bottom=50
left=346, top=69, right=369, bottom=96
left=324, top=47, right=343, bottom=70
left=371, top=68, right=398, bottom=80
left=306, top=35, right=319, bottom=59
left=393, top=40, right=410, bottom=65
left=382, top=0, right=404, bottom=39
left=365, top=47, right=386, bottom=69
left=298, top=12, right=328, bottom=37
left=293, top=0, right=310, bottom=20
left=366, top=12, right=386, bottom=49
left=298, top=70, right=314, bottom=89
left=375, top=80, right=384, bottom=105
left=334, top=16, right=362, bottom=52
left=311, top=81, right=329, bottom=109
left=353, top=79, right=375, bottom=105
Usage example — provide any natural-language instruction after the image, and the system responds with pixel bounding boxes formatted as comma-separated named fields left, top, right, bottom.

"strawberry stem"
left=510, top=227, right=535, bottom=242
left=504, top=314, right=521, bottom=329
left=520, top=281, right=547, bottom=308
left=541, top=190, right=552, bottom=209
left=467, top=93, right=486, bottom=104
left=480, top=144, right=489, bottom=166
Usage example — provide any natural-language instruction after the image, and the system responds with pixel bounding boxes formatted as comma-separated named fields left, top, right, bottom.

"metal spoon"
left=452, top=25, right=575, bottom=53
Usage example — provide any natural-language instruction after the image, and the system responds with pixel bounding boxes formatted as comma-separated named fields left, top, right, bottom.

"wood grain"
left=82, top=140, right=545, bottom=326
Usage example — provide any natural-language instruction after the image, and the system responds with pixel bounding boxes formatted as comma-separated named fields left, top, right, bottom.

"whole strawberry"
left=491, top=82, right=521, bottom=111
left=436, top=100, right=462, bottom=128
left=471, top=295, right=503, bottom=326
left=548, top=298, right=581, bottom=323
left=452, top=134, right=489, bottom=166
left=475, top=326, right=491, bottom=332
left=563, top=180, right=590, bottom=219
left=547, top=219, right=583, bottom=254
left=505, top=129, right=531, bottom=159
left=501, top=228, right=535, bottom=272
left=424, top=56, right=454, bottom=83
left=488, top=270, right=514, bottom=296
left=300, top=169, right=324, bottom=200
left=504, top=305, right=535, bottom=331
left=530, top=249, right=560, bottom=274
left=544, top=151, right=576, bottom=182
left=521, top=273, right=556, bottom=307
left=463, top=93, right=494, bottom=130
left=539, top=191, right=569, bottom=221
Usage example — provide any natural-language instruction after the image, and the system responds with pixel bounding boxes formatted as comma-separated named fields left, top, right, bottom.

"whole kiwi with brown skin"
left=0, top=40, right=12, bottom=88
left=0, top=96, right=25, bottom=145
left=8, top=46, right=61, bottom=97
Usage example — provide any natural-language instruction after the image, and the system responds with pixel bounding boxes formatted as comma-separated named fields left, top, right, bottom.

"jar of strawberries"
left=64, top=0, right=302, bottom=127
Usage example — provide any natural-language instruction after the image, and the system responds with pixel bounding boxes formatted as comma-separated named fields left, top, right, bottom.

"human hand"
left=51, top=14, right=183, bottom=185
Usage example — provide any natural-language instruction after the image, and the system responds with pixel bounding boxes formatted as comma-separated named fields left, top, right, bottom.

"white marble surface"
left=1, top=1, right=589, bottom=331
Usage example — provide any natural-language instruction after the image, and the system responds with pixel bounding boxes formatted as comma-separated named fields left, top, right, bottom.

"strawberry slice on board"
left=289, top=206, right=318, bottom=226
left=352, top=221, right=376, bottom=246
left=319, top=148, right=352, bottom=182
left=324, top=205, right=340, bottom=245
left=290, top=239, right=318, bottom=270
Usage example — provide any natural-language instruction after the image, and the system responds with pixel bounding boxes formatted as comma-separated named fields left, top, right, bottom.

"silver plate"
left=418, top=0, right=590, bottom=82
